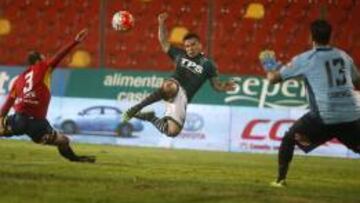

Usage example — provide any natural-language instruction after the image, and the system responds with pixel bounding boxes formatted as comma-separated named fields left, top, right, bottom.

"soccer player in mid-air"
left=0, top=29, right=95, bottom=163
left=259, top=19, right=360, bottom=187
left=123, top=12, right=235, bottom=137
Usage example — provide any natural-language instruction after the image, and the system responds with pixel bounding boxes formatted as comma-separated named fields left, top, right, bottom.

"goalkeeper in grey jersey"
left=123, top=12, right=235, bottom=137
left=259, top=19, right=360, bottom=187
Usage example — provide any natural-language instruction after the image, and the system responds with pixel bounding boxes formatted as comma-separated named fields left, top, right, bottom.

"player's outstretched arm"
left=48, top=28, right=89, bottom=69
left=259, top=50, right=282, bottom=84
left=158, top=12, right=170, bottom=53
left=210, top=77, right=236, bottom=92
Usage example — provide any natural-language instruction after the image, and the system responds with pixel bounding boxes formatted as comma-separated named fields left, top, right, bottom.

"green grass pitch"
left=0, top=139, right=359, bottom=203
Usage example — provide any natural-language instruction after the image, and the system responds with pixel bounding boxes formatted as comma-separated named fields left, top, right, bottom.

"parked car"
left=53, top=105, right=144, bottom=137
left=183, top=113, right=204, bottom=132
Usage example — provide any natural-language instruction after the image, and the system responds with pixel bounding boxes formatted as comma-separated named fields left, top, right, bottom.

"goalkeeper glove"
left=259, top=50, right=280, bottom=71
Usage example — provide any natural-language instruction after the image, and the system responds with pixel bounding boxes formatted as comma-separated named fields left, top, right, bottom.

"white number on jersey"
left=23, top=70, right=34, bottom=93
left=181, top=58, right=204, bottom=74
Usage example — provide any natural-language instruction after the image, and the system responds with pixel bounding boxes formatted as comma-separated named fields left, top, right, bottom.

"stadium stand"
left=0, top=0, right=100, bottom=67
left=104, top=0, right=209, bottom=71
left=0, top=0, right=358, bottom=75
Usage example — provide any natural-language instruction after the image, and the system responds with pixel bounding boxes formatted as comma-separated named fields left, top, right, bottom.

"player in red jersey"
left=0, top=29, right=95, bottom=163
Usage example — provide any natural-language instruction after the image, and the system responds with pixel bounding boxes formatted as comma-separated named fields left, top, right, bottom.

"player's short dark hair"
left=183, top=33, right=200, bottom=42
left=27, top=51, right=42, bottom=65
left=310, top=19, right=332, bottom=45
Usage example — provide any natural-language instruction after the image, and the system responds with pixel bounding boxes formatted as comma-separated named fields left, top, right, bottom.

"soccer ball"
left=112, top=11, right=134, bottom=32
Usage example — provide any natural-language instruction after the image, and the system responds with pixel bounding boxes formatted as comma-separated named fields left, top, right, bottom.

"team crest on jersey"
left=180, top=58, right=204, bottom=74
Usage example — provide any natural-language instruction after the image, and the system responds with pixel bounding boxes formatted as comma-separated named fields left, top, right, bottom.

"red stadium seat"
left=0, top=0, right=359, bottom=75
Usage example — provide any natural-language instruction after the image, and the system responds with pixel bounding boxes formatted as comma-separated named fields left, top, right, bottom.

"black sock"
left=130, top=89, right=164, bottom=114
left=277, top=132, right=296, bottom=182
left=57, top=143, right=80, bottom=162
left=150, top=116, right=169, bottom=135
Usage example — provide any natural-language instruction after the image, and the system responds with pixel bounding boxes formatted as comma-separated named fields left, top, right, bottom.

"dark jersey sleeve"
left=206, top=59, right=219, bottom=78
left=167, top=46, right=185, bottom=61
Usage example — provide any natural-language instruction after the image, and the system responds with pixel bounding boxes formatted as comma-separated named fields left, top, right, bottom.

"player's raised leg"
left=123, top=79, right=179, bottom=122
left=133, top=80, right=185, bottom=137
left=134, top=111, right=182, bottom=137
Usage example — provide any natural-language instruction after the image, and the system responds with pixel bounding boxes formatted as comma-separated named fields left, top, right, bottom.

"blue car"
left=53, top=105, right=144, bottom=137
left=183, top=113, right=204, bottom=132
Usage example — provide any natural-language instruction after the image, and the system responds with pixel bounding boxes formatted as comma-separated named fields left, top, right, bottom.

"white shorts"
left=164, top=85, right=188, bottom=128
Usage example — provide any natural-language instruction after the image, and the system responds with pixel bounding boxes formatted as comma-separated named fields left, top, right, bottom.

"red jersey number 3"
left=24, top=71, right=34, bottom=93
